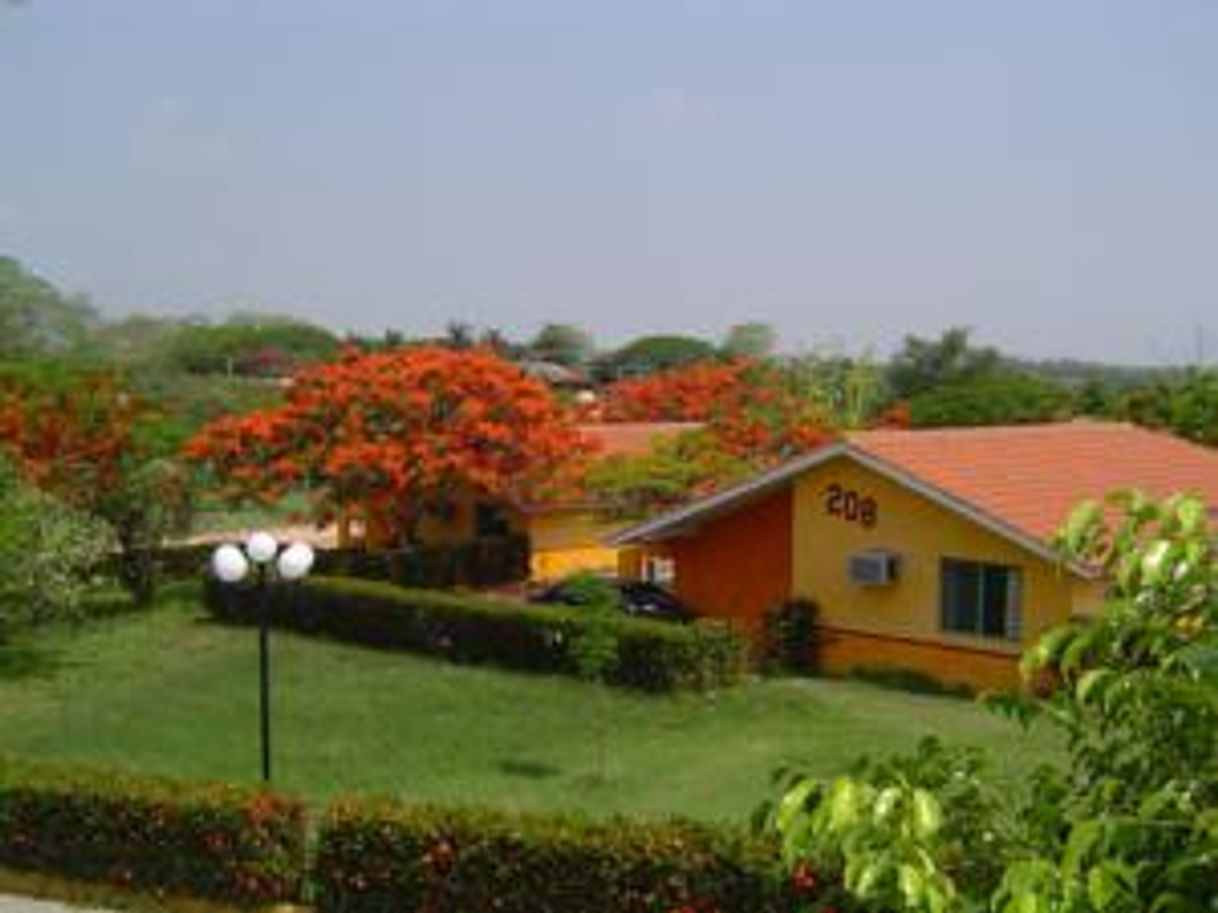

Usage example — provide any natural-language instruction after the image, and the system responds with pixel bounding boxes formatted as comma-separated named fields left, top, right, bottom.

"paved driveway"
left=0, top=898, right=112, bottom=913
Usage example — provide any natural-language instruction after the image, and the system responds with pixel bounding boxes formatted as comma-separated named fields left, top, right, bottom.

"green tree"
left=886, top=327, right=1001, bottom=399
left=783, top=353, right=889, bottom=429
left=1163, top=369, right=1218, bottom=445
left=528, top=323, right=594, bottom=367
left=167, top=314, right=338, bottom=376
left=721, top=322, right=777, bottom=360
left=0, top=256, right=97, bottom=357
left=596, top=334, right=717, bottom=380
left=0, top=370, right=195, bottom=603
left=444, top=321, right=476, bottom=350
left=909, top=372, right=1071, bottom=427
left=585, top=428, right=752, bottom=519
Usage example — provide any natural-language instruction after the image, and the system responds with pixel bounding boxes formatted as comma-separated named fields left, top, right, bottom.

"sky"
left=1, top=2, right=1215, bottom=363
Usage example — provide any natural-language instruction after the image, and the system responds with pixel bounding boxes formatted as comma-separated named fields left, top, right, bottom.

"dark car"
left=530, top=576, right=696, bottom=624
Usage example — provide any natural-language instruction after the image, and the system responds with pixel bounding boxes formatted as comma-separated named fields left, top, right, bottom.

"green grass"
left=189, top=491, right=313, bottom=534
left=0, top=589, right=1059, bottom=824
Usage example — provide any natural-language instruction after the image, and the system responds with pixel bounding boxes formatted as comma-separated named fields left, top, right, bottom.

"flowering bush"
left=0, top=461, right=113, bottom=633
left=0, top=758, right=308, bottom=904
left=315, top=798, right=795, bottom=913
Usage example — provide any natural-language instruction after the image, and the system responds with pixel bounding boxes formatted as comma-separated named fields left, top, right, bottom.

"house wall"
left=527, top=509, right=625, bottom=580
left=667, top=488, right=793, bottom=634
left=790, top=456, right=1082, bottom=689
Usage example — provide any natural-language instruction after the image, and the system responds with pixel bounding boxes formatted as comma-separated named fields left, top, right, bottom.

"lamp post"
left=211, top=533, right=315, bottom=783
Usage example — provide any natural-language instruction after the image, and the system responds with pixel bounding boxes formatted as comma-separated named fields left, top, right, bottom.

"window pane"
left=941, top=560, right=980, bottom=633
left=980, top=565, right=1009, bottom=637
left=1005, top=571, right=1023, bottom=641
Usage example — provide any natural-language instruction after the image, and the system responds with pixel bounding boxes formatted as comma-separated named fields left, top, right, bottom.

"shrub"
left=144, top=535, right=530, bottom=589
left=0, top=757, right=308, bottom=905
left=0, top=463, right=114, bottom=636
left=760, top=599, right=818, bottom=674
left=203, top=575, right=747, bottom=692
left=314, top=798, right=795, bottom=913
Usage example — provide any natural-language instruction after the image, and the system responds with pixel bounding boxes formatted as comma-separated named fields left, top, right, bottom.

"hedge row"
left=0, top=758, right=307, bottom=905
left=0, top=759, right=798, bottom=913
left=141, top=535, right=530, bottom=589
left=204, top=576, right=748, bottom=692
left=315, top=799, right=796, bottom=913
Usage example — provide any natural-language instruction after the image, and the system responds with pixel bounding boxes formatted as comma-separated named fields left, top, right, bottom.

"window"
left=940, top=558, right=1021, bottom=640
left=643, top=556, right=675, bottom=585
left=474, top=503, right=511, bottom=538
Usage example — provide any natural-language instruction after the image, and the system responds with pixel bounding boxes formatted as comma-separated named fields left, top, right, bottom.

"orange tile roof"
left=847, top=422, right=1218, bottom=541
left=578, top=422, right=703, bottom=457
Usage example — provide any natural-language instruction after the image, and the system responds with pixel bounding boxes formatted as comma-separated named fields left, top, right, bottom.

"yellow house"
left=525, top=422, right=700, bottom=580
left=611, top=422, right=1218, bottom=690
left=338, top=422, right=700, bottom=582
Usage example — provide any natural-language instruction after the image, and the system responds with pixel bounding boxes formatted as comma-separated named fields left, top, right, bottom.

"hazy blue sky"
left=1, top=2, right=1214, bottom=362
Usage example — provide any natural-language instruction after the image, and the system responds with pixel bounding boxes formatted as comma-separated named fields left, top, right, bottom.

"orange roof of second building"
left=847, top=421, right=1218, bottom=541
left=613, top=420, right=1218, bottom=557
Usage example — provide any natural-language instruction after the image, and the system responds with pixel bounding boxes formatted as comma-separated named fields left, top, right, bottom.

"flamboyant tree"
left=186, top=346, right=593, bottom=546
left=0, top=368, right=193, bottom=602
left=594, top=358, right=833, bottom=462
left=596, top=359, right=754, bottom=423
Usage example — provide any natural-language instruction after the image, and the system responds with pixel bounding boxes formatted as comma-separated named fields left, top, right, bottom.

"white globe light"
left=246, top=530, right=279, bottom=564
left=277, top=542, right=315, bottom=581
left=212, top=544, right=250, bottom=583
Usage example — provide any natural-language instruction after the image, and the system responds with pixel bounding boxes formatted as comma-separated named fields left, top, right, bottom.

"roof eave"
left=608, top=441, right=1098, bottom=580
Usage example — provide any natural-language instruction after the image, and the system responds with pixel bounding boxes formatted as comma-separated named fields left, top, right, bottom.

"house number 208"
left=824, top=483, right=878, bottom=528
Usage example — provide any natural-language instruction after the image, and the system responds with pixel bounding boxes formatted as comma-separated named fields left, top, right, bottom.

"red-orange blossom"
left=186, top=346, right=593, bottom=545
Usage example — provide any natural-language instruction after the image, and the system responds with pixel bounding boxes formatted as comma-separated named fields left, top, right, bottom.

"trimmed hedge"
left=0, top=758, right=307, bottom=905
left=204, top=575, right=747, bottom=692
left=141, top=535, right=530, bottom=589
left=315, top=798, right=795, bottom=913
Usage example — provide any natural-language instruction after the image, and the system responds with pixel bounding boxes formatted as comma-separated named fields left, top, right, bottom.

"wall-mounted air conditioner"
left=848, top=550, right=900, bottom=586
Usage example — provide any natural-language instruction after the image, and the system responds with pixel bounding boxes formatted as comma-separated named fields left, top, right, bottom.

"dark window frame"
left=939, top=557, right=1022, bottom=641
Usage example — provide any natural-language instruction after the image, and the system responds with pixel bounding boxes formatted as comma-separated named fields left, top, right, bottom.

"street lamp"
left=211, top=532, right=315, bottom=783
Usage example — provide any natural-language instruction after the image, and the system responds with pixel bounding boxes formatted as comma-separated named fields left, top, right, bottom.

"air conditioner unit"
left=848, top=550, right=900, bottom=586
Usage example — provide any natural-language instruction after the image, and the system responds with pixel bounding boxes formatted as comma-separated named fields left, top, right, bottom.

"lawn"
left=0, top=587, right=1058, bottom=824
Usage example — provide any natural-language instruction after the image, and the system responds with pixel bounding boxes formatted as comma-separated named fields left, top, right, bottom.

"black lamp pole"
left=257, top=562, right=272, bottom=783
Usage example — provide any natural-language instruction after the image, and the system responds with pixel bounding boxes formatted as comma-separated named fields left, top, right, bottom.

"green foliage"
left=909, top=372, right=1071, bottom=427
left=166, top=314, right=338, bottom=376
left=761, top=599, right=819, bottom=674
left=768, top=492, right=1218, bottom=913
left=528, top=323, right=594, bottom=367
left=564, top=572, right=625, bottom=780
left=0, top=757, right=308, bottom=904
left=781, top=353, right=889, bottom=430
left=0, top=256, right=97, bottom=357
left=722, top=322, right=778, bottom=360
left=597, top=334, right=718, bottom=380
left=100, top=457, right=195, bottom=604
left=204, top=575, right=748, bottom=692
left=563, top=572, right=624, bottom=683
left=887, top=327, right=1001, bottom=400
left=0, top=464, right=114, bottom=634
left=315, top=797, right=794, bottom=913
left=1127, top=369, right=1218, bottom=446
left=585, top=428, right=753, bottom=519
